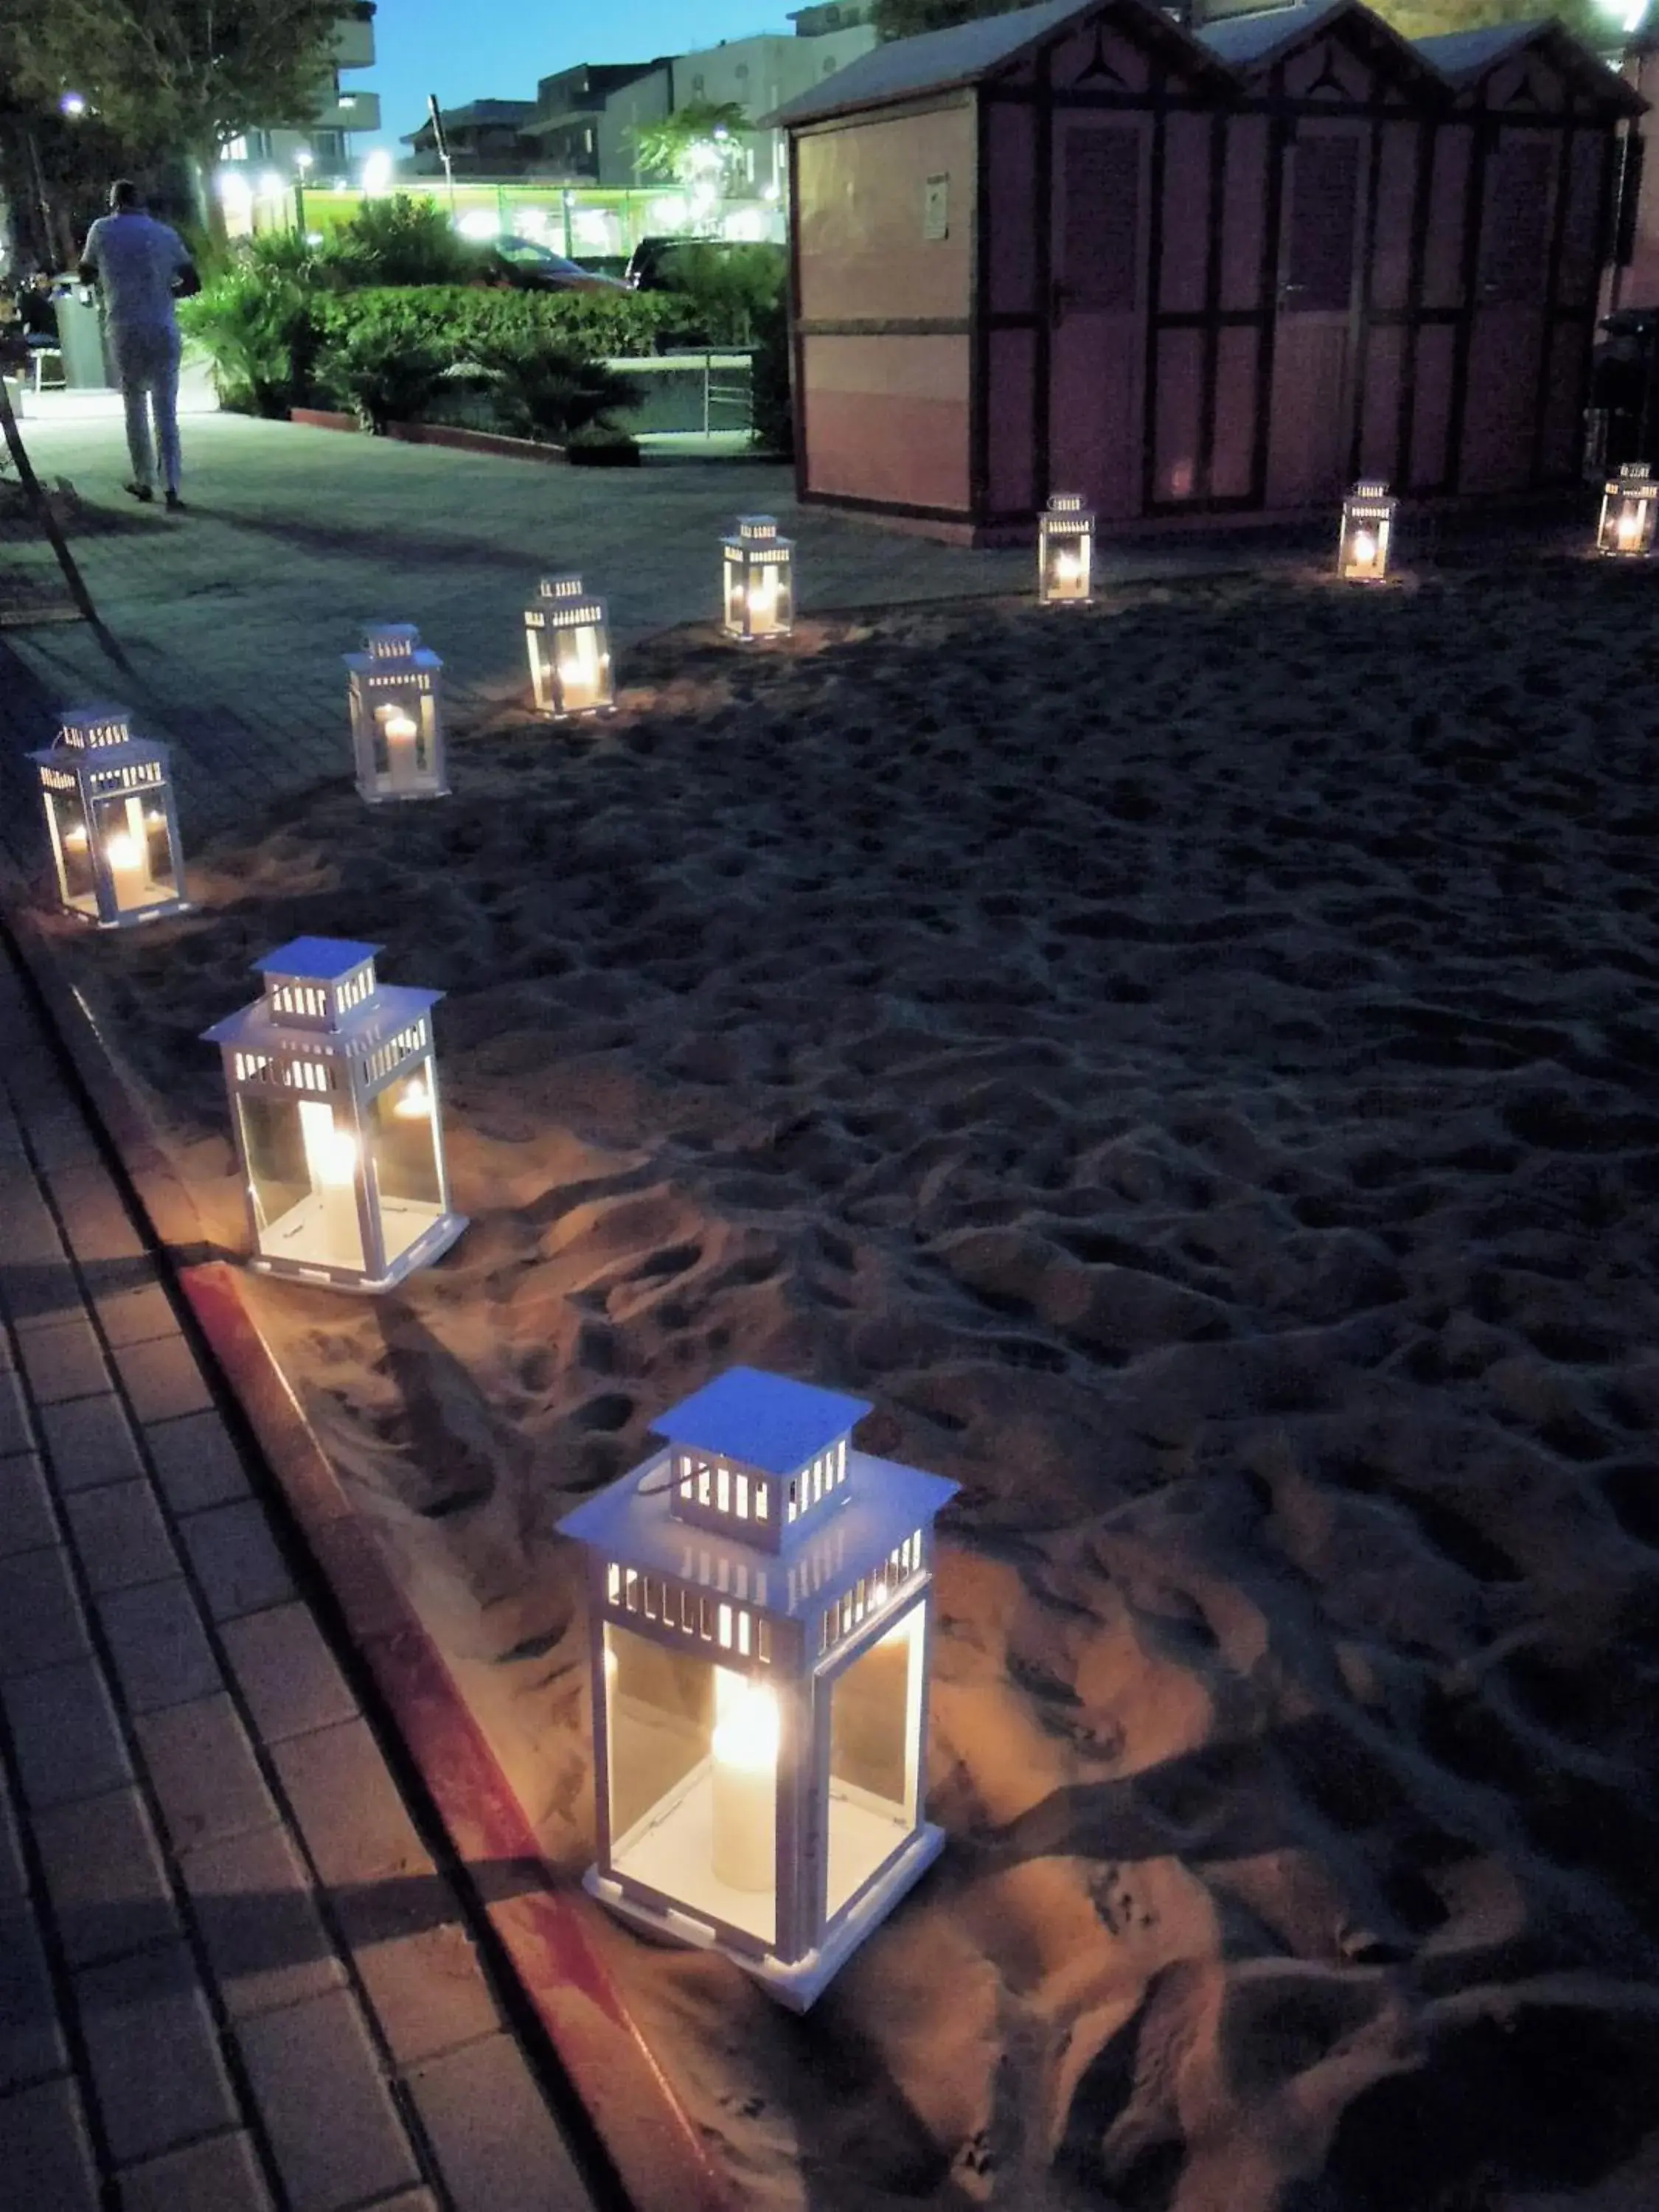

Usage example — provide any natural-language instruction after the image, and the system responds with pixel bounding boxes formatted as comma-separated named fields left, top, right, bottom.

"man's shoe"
left=122, top=481, right=153, bottom=504
left=164, top=490, right=184, bottom=512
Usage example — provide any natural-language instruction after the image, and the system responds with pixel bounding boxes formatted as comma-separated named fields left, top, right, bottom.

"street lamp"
left=293, top=146, right=314, bottom=233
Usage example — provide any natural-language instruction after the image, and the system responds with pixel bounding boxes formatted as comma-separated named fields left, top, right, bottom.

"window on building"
left=692, top=72, right=705, bottom=91
left=314, top=130, right=347, bottom=163
left=737, top=63, right=750, bottom=78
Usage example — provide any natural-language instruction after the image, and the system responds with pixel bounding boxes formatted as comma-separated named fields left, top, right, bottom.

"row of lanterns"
left=1336, top=460, right=1659, bottom=582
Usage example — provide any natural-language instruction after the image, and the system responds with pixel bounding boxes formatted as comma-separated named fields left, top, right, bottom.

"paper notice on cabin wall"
left=923, top=174, right=949, bottom=240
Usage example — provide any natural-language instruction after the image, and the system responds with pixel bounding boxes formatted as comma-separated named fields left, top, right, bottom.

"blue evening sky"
left=371, top=0, right=799, bottom=147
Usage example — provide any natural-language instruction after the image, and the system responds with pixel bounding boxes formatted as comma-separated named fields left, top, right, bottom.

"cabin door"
left=1458, top=130, right=1557, bottom=493
left=1265, top=121, right=1368, bottom=509
left=1048, top=114, right=1150, bottom=521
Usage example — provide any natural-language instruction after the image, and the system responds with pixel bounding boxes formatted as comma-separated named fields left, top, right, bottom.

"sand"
left=44, top=557, right=1659, bottom=2211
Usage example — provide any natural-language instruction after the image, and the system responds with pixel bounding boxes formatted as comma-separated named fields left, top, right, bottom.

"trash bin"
left=52, top=286, right=111, bottom=389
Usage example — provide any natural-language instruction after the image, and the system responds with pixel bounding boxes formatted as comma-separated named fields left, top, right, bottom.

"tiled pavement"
left=0, top=938, right=602, bottom=2211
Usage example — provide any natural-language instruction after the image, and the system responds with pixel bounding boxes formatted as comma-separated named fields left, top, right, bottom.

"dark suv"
left=625, top=234, right=776, bottom=291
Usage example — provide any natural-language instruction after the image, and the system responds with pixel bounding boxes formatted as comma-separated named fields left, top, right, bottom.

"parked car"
left=481, top=237, right=629, bottom=293
left=625, top=234, right=779, bottom=292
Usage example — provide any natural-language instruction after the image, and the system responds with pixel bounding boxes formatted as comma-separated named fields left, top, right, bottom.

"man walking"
left=78, top=181, right=200, bottom=511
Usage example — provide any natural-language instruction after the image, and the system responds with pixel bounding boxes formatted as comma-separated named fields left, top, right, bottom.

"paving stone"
left=0, top=1903, right=66, bottom=2090
left=98, top=1579, right=222, bottom=1715
left=32, top=1785, right=181, bottom=1967
left=142, top=1411, right=251, bottom=1514
left=0, top=1367, right=34, bottom=1459
left=134, top=1694, right=276, bottom=1857
left=2, top=1658, right=133, bottom=1809
left=221, top=1601, right=358, bottom=1747
left=408, top=2031, right=594, bottom=2212
left=111, top=1335, right=214, bottom=1426
left=181, top=1501, right=294, bottom=1620
left=25, top=1113, right=102, bottom=1177
left=368, top=2194, right=439, bottom=2212
left=0, top=2073, right=100, bottom=2211
left=355, top=1919, right=500, bottom=2067
left=37, top=1394, right=145, bottom=1493
left=271, top=1719, right=433, bottom=1923
left=0, top=1546, right=88, bottom=1676
left=90, top=1278, right=178, bottom=1352
left=64, top=1479, right=177, bottom=1594
left=46, top=1163, right=145, bottom=1265
left=0, top=1769, right=26, bottom=1899
left=76, top=1938, right=238, bottom=2163
left=116, top=2127, right=274, bottom=2212
left=15, top=1318, right=110, bottom=1408
left=237, top=1986, right=420, bottom=2212
left=2, top=1253, right=83, bottom=1331
left=181, top=1820, right=344, bottom=2020
left=0, top=1451, right=58, bottom=1560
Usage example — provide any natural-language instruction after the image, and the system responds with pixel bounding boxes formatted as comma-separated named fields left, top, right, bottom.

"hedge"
left=313, top=285, right=706, bottom=364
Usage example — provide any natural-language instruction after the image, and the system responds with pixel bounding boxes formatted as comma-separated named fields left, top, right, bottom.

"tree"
left=872, top=0, right=1016, bottom=40
left=0, top=0, right=347, bottom=236
left=630, top=100, right=752, bottom=232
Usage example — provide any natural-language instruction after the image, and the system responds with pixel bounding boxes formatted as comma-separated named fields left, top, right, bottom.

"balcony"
left=314, top=88, right=380, bottom=133
left=333, top=9, right=376, bottom=69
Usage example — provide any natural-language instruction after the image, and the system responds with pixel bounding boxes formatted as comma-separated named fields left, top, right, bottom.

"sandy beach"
left=44, top=557, right=1659, bottom=2210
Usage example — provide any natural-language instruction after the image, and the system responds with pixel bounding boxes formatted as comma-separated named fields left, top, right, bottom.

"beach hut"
left=769, top=0, right=1641, bottom=540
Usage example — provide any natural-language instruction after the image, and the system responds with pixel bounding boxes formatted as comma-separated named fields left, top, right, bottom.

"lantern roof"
left=653, top=1366, right=870, bottom=1476
left=559, top=1444, right=958, bottom=1620
left=201, top=978, right=441, bottom=1052
left=253, top=937, right=381, bottom=983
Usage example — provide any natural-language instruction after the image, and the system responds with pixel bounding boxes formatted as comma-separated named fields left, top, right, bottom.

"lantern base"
left=68, top=895, right=194, bottom=931
left=248, top=1208, right=468, bottom=1294
left=357, top=779, right=452, bottom=804
left=587, top=1816, right=946, bottom=2013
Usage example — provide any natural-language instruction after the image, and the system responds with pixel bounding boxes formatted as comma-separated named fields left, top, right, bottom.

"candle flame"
left=316, top=1127, right=359, bottom=1186
left=105, top=833, right=142, bottom=871
left=392, top=1078, right=431, bottom=1121
left=712, top=1672, right=779, bottom=1773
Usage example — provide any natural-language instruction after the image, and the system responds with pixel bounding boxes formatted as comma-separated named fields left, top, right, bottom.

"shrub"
left=312, top=284, right=700, bottom=366
left=322, top=195, right=485, bottom=288
left=314, top=300, right=448, bottom=432
left=467, top=333, right=641, bottom=444
left=655, top=242, right=786, bottom=348
left=178, top=255, right=319, bottom=417
left=750, top=288, right=794, bottom=459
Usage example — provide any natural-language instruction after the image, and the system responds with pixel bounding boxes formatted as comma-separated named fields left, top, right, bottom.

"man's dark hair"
left=109, top=178, right=141, bottom=210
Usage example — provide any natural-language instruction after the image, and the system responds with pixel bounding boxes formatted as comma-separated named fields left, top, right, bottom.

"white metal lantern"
left=1338, top=480, right=1397, bottom=582
left=1596, top=461, right=1659, bottom=557
left=1037, top=491, right=1096, bottom=604
left=559, top=1366, right=957, bottom=2011
left=28, top=706, right=191, bottom=929
left=202, top=936, right=467, bottom=1292
left=721, top=515, right=795, bottom=641
left=525, top=575, right=616, bottom=719
left=345, top=625, right=448, bottom=803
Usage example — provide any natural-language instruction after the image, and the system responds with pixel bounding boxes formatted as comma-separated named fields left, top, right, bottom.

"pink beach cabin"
left=768, top=0, right=1644, bottom=542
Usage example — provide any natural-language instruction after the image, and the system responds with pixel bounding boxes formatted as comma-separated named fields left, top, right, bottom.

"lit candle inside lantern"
left=1618, top=504, right=1644, bottom=551
left=1351, top=529, right=1377, bottom=572
left=316, top=1125, right=358, bottom=1186
left=555, top=629, right=603, bottom=714
left=392, top=1077, right=431, bottom=1121
left=748, top=565, right=780, bottom=634
left=63, top=824, right=89, bottom=852
left=104, top=832, right=147, bottom=910
left=1053, top=551, right=1087, bottom=597
left=710, top=1669, right=778, bottom=1892
left=379, top=705, right=420, bottom=790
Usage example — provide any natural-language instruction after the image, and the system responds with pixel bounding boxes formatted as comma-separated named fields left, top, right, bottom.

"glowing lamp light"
left=1037, top=491, right=1096, bottom=605
left=722, top=515, right=795, bottom=642
left=557, top=1365, right=958, bottom=2010
left=524, top=575, right=615, bottom=720
left=1596, top=461, right=1658, bottom=558
left=58, top=91, right=88, bottom=119
left=361, top=148, right=394, bottom=198
left=28, top=707, right=191, bottom=929
left=346, top=624, right=448, bottom=803
left=203, top=937, right=467, bottom=1293
left=1338, top=479, right=1398, bottom=582
left=456, top=209, right=499, bottom=241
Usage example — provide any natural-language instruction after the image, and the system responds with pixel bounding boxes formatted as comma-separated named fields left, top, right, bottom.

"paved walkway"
left=0, top=937, right=602, bottom=2212
left=0, top=413, right=1290, bottom=849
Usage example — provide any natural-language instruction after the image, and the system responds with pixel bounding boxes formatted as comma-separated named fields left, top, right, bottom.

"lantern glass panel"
left=237, top=1092, right=365, bottom=1276
left=605, top=1623, right=777, bottom=1946
left=90, top=790, right=177, bottom=915
left=47, top=786, right=96, bottom=913
left=1604, top=490, right=1655, bottom=556
left=366, top=1071, right=446, bottom=1270
left=1040, top=528, right=1091, bottom=604
left=369, top=693, right=436, bottom=793
left=825, top=1602, right=924, bottom=1921
left=552, top=622, right=611, bottom=714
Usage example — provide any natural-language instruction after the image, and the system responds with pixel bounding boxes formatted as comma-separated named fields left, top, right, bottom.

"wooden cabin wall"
left=794, top=100, right=976, bottom=515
